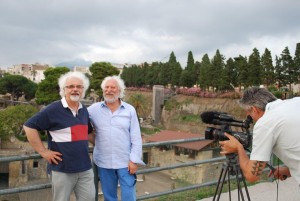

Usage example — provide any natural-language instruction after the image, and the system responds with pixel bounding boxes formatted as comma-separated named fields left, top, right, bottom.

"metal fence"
left=0, top=137, right=268, bottom=200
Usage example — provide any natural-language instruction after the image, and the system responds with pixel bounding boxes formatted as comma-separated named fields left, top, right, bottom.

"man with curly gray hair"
left=88, top=75, right=145, bottom=201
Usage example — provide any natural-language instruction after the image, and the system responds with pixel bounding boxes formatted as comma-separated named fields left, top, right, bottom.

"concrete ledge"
left=199, top=177, right=299, bottom=201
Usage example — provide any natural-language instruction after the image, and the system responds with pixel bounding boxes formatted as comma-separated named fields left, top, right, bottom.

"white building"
left=73, top=66, right=91, bottom=75
left=6, top=63, right=50, bottom=83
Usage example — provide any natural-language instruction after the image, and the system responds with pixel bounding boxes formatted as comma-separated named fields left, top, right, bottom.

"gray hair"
left=58, top=71, right=90, bottom=98
left=238, top=87, right=277, bottom=111
left=101, top=75, right=126, bottom=98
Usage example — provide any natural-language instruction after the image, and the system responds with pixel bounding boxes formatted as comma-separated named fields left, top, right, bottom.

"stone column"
left=152, top=85, right=164, bottom=125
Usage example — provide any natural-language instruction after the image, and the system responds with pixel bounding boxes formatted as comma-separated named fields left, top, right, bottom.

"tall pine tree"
left=168, top=52, right=182, bottom=87
left=293, top=43, right=300, bottom=84
left=210, top=50, right=225, bottom=91
left=281, top=47, right=295, bottom=90
left=248, top=48, right=262, bottom=86
left=261, top=48, right=274, bottom=87
left=198, top=54, right=211, bottom=91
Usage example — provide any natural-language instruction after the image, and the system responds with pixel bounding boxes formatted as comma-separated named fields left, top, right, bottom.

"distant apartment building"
left=7, top=63, right=50, bottom=83
left=72, top=66, right=91, bottom=75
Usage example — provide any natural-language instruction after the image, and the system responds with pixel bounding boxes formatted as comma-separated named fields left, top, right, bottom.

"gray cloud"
left=0, top=0, right=299, bottom=68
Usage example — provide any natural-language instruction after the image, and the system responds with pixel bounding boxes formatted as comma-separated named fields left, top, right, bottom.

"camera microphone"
left=200, top=111, right=242, bottom=124
left=201, top=111, right=253, bottom=149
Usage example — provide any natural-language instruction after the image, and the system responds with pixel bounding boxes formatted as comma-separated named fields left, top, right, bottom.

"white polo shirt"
left=250, top=97, right=300, bottom=185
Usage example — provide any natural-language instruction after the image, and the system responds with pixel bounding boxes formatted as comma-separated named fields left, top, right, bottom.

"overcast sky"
left=0, top=0, right=299, bottom=68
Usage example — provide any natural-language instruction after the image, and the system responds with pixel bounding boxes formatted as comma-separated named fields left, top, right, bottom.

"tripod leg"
left=239, top=171, right=251, bottom=200
left=235, top=169, right=244, bottom=201
left=214, top=154, right=252, bottom=201
left=227, top=167, right=232, bottom=201
left=235, top=165, right=251, bottom=201
left=213, top=164, right=229, bottom=201
left=213, top=168, right=224, bottom=200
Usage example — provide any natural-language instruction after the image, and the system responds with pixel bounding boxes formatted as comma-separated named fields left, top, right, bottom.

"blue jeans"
left=98, top=167, right=137, bottom=201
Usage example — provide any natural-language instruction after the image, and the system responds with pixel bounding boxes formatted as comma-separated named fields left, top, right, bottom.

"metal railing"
left=0, top=137, right=268, bottom=200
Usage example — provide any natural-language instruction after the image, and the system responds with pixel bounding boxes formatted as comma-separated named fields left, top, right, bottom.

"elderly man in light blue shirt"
left=88, top=75, right=144, bottom=201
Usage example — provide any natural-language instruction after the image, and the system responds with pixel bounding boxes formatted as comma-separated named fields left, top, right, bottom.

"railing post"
left=92, top=161, right=99, bottom=201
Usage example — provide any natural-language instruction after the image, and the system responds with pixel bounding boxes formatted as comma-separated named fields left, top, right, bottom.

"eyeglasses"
left=65, top=85, right=84, bottom=89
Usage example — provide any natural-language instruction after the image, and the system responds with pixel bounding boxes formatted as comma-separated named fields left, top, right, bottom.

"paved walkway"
left=199, top=177, right=299, bottom=201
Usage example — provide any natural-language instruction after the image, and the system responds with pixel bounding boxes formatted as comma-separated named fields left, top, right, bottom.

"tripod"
left=213, top=153, right=251, bottom=201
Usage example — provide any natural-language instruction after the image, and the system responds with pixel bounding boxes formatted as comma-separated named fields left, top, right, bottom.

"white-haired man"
left=88, top=75, right=144, bottom=201
left=24, top=71, right=95, bottom=201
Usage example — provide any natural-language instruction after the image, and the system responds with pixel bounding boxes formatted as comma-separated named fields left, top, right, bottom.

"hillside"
left=125, top=91, right=248, bottom=134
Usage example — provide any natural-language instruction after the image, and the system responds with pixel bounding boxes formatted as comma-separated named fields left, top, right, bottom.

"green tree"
left=0, top=104, right=38, bottom=141
left=198, top=54, right=211, bottom=90
left=223, top=58, right=237, bottom=90
left=274, top=55, right=285, bottom=88
left=194, top=61, right=201, bottom=86
left=168, top=52, right=182, bottom=87
left=235, top=56, right=249, bottom=89
left=127, top=93, right=146, bottom=119
left=159, top=62, right=172, bottom=86
left=179, top=70, right=190, bottom=87
left=35, top=67, right=70, bottom=105
left=210, top=50, right=225, bottom=91
left=281, top=47, right=295, bottom=90
left=90, top=62, right=119, bottom=97
left=0, top=74, right=37, bottom=101
left=248, top=48, right=262, bottom=86
left=261, top=48, right=275, bottom=87
left=144, top=62, right=161, bottom=87
left=294, top=43, right=300, bottom=82
left=182, top=51, right=197, bottom=87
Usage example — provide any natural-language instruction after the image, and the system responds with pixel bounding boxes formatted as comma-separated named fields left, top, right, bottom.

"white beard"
left=70, top=95, right=81, bottom=102
left=104, top=96, right=118, bottom=103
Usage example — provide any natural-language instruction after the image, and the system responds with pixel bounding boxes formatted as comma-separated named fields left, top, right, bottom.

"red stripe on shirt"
left=71, top=125, right=88, bottom=141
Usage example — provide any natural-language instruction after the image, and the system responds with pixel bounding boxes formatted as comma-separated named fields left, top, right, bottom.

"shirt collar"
left=265, top=99, right=282, bottom=112
left=100, top=99, right=125, bottom=109
left=61, top=97, right=83, bottom=110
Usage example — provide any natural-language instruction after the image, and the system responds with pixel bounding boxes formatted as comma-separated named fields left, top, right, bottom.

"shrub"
left=0, top=104, right=38, bottom=141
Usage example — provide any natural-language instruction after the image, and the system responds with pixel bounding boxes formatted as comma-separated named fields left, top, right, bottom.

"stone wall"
left=149, top=147, right=222, bottom=184
left=161, top=95, right=245, bottom=133
left=0, top=140, right=49, bottom=188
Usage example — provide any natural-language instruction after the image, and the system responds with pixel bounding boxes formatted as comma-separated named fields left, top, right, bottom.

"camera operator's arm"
left=220, top=133, right=267, bottom=183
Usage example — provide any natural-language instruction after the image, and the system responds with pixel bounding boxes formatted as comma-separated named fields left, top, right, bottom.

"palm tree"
left=128, top=93, right=146, bottom=121
left=31, top=70, right=37, bottom=81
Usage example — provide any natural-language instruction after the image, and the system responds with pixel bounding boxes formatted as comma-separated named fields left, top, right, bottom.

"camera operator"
left=219, top=87, right=300, bottom=187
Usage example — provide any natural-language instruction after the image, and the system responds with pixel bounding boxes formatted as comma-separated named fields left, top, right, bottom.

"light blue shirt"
left=88, top=100, right=145, bottom=169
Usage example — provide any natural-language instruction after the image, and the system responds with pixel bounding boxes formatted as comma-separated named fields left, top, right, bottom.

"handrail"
left=0, top=138, right=205, bottom=163
left=0, top=137, right=270, bottom=200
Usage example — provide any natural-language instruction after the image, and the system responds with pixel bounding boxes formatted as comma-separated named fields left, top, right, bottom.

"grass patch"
left=141, top=127, right=161, bottom=135
left=144, top=172, right=271, bottom=201
left=180, top=114, right=200, bottom=122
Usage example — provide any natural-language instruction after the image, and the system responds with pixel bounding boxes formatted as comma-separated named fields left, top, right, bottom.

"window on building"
left=143, top=152, right=149, bottom=165
left=189, top=150, right=196, bottom=159
left=21, top=161, right=26, bottom=174
left=174, top=147, right=180, bottom=156
left=33, top=161, right=39, bottom=168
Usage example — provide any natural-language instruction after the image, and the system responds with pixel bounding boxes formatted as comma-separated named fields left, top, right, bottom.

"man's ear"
left=252, top=106, right=264, bottom=117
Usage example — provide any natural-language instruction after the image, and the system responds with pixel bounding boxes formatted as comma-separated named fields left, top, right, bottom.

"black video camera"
left=200, top=111, right=253, bottom=149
